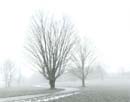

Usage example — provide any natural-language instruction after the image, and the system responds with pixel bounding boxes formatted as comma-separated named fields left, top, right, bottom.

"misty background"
left=0, top=0, right=129, bottom=87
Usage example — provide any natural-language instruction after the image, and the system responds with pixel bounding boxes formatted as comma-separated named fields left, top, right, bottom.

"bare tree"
left=16, top=67, right=22, bottom=86
left=26, top=13, right=76, bottom=89
left=70, top=42, right=96, bottom=87
left=96, top=64, right=106, bottom=80
left=1, top=60, right=16, bottom=87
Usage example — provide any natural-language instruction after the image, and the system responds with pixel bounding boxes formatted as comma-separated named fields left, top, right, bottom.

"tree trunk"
left=49, top=79, right=56, bottom=89
left=82, top=78, right=85, bottom=87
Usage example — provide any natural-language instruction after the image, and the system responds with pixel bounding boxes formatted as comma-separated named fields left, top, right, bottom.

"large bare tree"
left=1, top=60, right=16, bottom=87
left=26, top=13, right=76, bottom=89
left=70, top=42, right=96, bottom=87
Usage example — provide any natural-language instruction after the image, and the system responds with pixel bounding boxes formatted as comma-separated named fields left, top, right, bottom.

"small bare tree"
left=26, top=13, right=76, bottom=89
left=70, top=42, right=96, bottom=87
left=16, top=67, right=22, bottom=86
left=2, top=60, right=16, bottom=87
left=95, top=64, right=106, bottom=80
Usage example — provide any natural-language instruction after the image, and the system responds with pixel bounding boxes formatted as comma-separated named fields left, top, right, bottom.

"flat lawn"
left=0, top=87, right=62, bottom=98
left=57, top=84, right=130, bottom=102
left=0, top=79, right=130, bottom=102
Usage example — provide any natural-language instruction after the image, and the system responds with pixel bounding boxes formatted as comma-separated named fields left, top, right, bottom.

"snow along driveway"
left=0, top=87, right=80, bottom=102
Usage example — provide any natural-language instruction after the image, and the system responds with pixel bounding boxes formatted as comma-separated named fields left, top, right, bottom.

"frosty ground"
left=57, top=81, right=130, bottom=102
left=55, top=79, right=130, bottom=102
left=0, top=79, right=130, bottom=102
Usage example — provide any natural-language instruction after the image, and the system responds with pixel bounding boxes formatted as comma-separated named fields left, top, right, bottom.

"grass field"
left=53, top=79, right=130, bottom=102
left=0, top=87, right=62, bottom=98
left=0, top=79, right=130, bottom=102
left=55, top=84, right=130, bottom=102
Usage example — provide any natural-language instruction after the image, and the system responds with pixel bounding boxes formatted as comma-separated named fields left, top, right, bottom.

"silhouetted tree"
left=2, top=60, right=16, bottom=87
left=96, top=65, right=106, bottom=80
left=16, top=67, right=23, bottom=86
left=26, top=12, right=76, bottom=89
left=70, top=41, right=96, bottom=87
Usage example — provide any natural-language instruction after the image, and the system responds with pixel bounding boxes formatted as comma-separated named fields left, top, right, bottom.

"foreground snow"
left=0, top=87, right=79, bottom=102
left=0, top=79, right=130, bottom=102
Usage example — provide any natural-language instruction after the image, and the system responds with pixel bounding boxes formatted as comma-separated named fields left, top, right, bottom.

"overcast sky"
left=0, top=0, right=129, bottom=75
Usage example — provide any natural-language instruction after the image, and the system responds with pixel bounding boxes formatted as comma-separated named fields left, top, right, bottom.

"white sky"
left=0, top=0, right=130, bottom=75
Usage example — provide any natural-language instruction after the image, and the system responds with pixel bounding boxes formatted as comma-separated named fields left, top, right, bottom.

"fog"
left=0, top=0, right=129, bottom=88
left=0, top=0, right=129, bottom=75
left=0, top=0, right=130, bottom=102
